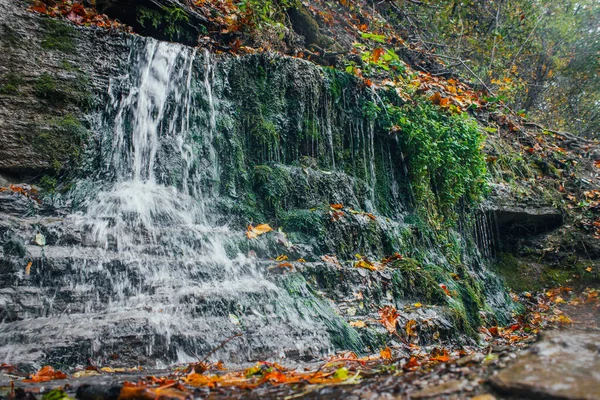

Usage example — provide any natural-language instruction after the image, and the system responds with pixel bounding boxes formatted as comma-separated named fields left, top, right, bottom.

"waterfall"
left=0, top=39, right=342, bottom=366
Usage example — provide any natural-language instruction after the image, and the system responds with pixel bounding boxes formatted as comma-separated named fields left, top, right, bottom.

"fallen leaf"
left=350, top=320, right=366, bottom=328
left=439, top=284, right=451, bottom=296
left=378, top=306, right=399, bottom=334
left=246, top=224, right=272, bottom=239
left=330, top=204, right=344, bottom=210
left=405, top=319, right=417, bottom=337
left=403, top=356, right=420, bottom=370
left=380, top=347, right=392, bottom=360
left=429, top=348, right=450, bottom=362
left=35, top=233, right=46, bottom=246
left=25, top=261, right=32, bottom=276
left=24, top=366, right=67, bottom=382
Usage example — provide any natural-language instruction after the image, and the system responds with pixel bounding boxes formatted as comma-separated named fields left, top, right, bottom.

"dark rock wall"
left=0, top=0, right=130, bottom=178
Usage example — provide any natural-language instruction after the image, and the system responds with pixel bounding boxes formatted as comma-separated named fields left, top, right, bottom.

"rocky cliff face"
left=0, top=0, right=595, bottom=370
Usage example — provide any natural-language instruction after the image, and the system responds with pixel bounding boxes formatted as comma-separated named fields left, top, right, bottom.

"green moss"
left=34, top=73, right=62, bottom=100
left=383, top=97, right=487, bottom=223
left=39, top=175, right=58, bottom=193
left=33, top=114, right=87, bottom=171
left=253, top=165, right=292, bottom=217
left=282, top=273, right=365, bottom=353
left=34, top=73, right=92, bottom=108
left=41, top=19, right=76, bottom=53
left=0, top=73, right=23, bottom=95
left=138, top=5, right=192, bottom=42
left=281, top=209, right=324, bottom=235
left=390, top=259, right=448, bottom=305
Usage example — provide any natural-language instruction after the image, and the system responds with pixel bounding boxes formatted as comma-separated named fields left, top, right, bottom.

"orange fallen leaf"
left=330, top=204, right=344, bottom=210
left=355, top=259, right=377, bottom=271
left=429, top=348, right=450, bottom=362
left=378, top=306, right=399, bottom=334
left=24, top=366, right=67, bottom=382
left=403, top=356, right=420, bottom=370
left=25, top=261, right=32, bottom=276
left=246, top=224, right=272, bottom=239
left=439, top=284, right=451, bottom=296
left=405, top=319, right=418, bottom=337
left=380, top=347, right=392, bottom=360
left=372, top=47, right=385, bottom=63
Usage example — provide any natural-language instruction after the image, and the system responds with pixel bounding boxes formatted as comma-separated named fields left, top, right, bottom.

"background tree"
left=383, top=0, right=600, bottom=138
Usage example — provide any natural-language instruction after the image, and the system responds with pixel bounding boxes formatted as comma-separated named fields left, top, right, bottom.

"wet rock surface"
left=490, top=330, right=600, bottom=400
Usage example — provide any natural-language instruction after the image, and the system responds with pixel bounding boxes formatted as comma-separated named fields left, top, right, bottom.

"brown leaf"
left=372, top=47, right=385, bottom=63
left=378, top=306, right=399, bottom=334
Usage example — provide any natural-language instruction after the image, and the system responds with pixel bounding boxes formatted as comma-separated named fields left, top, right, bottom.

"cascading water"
left=0, top=32, right=515, bottom=369
left=0, top=39, right=351, bottom=366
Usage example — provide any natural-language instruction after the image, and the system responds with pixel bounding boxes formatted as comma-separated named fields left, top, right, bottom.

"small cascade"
left=0, top=38, right=346, bottom=366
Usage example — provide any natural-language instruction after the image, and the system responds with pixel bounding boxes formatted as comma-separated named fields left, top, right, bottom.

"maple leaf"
left=380, top=347, right=392, bottom=360
left=429, top=348, right=450, bottom=362
left=24, top=366, right=67, bottom=382
left=403, top=356, right=420, bottom=370
left=246, top=224, right=272, bottom=239
left=378, top=306, right=399, bottom=334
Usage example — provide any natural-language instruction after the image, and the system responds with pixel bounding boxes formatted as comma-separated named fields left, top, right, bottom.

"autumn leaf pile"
left=28, top=0, right=133, bottom=32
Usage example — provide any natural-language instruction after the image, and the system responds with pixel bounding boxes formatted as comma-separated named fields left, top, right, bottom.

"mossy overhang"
left=97, top=0, right=208, bottom=46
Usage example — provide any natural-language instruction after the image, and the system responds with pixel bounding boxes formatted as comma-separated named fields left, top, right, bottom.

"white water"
left=62, top=40, right=331, bottom=363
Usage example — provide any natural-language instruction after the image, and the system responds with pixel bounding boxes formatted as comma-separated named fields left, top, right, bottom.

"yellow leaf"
left=275, top=254, right=288, bottom=261
left=246, top=223, right=272, bottom=239
left=413, top=302, right=422, bottom=308
left=350, top=320, right=366, bottom=328
left=586, top=267, right=593, bottom=272
left=355, top=259, right=376, bottom=271
left=405, top=319, right=418, bottom=337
